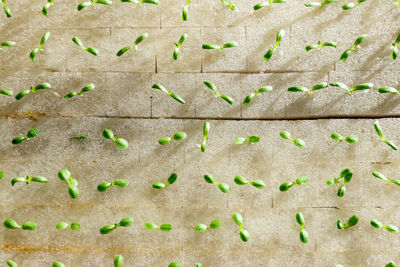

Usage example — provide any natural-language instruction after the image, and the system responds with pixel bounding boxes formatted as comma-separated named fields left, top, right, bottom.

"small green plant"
left=0, top=171, right=4, bottom=179
left=243, top=86, right=272, bottom=105
left=204, top=174, right=230, bottom=193
left=114, top=255, right=123, bottom=267
left=253, top=0, right=287, bottom=10
left=72, top=36, right=99, bottom=56
left=279, top=176, right=309, bottom=192
left=374, top=121, right=398, bottom=150
left=372, top=171, right=400, bottom=187
left=168, top=263, right=182, bottom=267
left=159, top=132, right=187, bottom=145
left=29, top=32, right=51, bottom=62
left=100, top=217, right=133, bottom=234
left=288, top=83, right=328, bottom=94
left=337, top=214, right=359, bottom=229
left=330, top=133, right=359, bottom=144
left=329, top=82, right=373, bottom=95
left=116, top=33, right=148, bottom=57
left=202, top=42, right=238, bottom=51
left=42, top=0, right=54, bottom=16
left=280, top=130, right=306, bottom=148
left=15, top=82, right=51, bottom=100
left=78, top=0, right=112, bottom=11
left=378, top=86, right=400, bottom=94
left=296, top=212, right=309, bottom=243
left=233, top=136, right=260, bottom=144
left=7, top=260, right=18, bottom=267
left=386, top=262, right=396, bottom=267
left=52, top=262, right=65, bottom=267
left=71, top=135, right=86, bottom=140
left=12, top=128, right=39, bottom=145
left=305, top=41, right=337, bottom=51
left=232, top=212, right=249, bottom=242
left=11, top=175, right=48, bottom=186
left=64, top=83, right=95, bottom=99
left=326, top=168, right=353, bottom=197
left=221, top=0, right=237, bottom=11
left=340, top=34, right=367, bottom=61
left=203, top=81, right=234, bottom=105
left=97, top=179, right=129, bottom=192
left=0, top=89, right=13, bottom=96
left=152, top=83, right=185, bottom=104
left=234, top=176, right=265, bottom=189
left=4, top=219, right=37, bottom=231
left=182, top=0, right=190, bottom=20
left=173, top=33, right=187, bottom=60
left=56, top=222, right=81, bottom=230
left=58, top=169, right=79, bottom=199
left=201, top=121, right=210, bottom=152
left=0, top=41, right=16, bottom=50
left=196, top=263, right=202, bottom=267
left=371, top=219, right=399, bottom=233
left=1, top=0, right=12, bottom=17
left=121, top=0, right=159, bottom=5
left=102, top=129, right=129, bottom=149
left=342, top=0, right=366, bottom=10
left=194, top=219, right=221, bottom=232
left=305, top=0, right=337, bottom=7
left=264, top=29, right=285, bottom=62
left=392, top=32, right=400, bottom=60
left=144, top=222, right=172, bottom=231
left=152, top=173, right=177, bottom=189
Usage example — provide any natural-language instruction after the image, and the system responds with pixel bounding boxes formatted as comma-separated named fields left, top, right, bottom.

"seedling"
left=280, top=130, right=306, bottom=148
left=78, top=0, right=112, bottom=11
left=102, top=129, right=129, bottom=149
left=194, top=219, right=221, bottom=232
left=159, top=132, right=187, bottom=145
left=7, top=260, right=18, bottom=267
left=243, top=86, right=272, bottom=105
left=0, top=171, right=4, bottom=179
left=114, top=255, right=123, bottom=267
left=374, top=121, right=398, bottom=150
left=29, top=32, right=51, bottom=62
left=71, top=135, right=86, bottom=140
left=279, top=176, right=309, bottom=192
left=173, top=33, right=187, bottom=60
left=264, top=29, right=285, bottom=62
left=152, top=173, right=177, bottom=189
left=58, top=169, right=79, bottom=199
left=116, top=33, right=148, bottom=57
left=203, top=81, right=234, bottom=105
left=97, top=179, right=129, bottom=192
left=232, top=212, right=249, bottom=242
left=221, top=0, right=237, bottom=11
left=340, top=34, right=367, bottom=61
left=4, top=219, right=37, bottom=230
left=15, top=82, right=51, bottom=100
left=182, top=0, right=190, bottom=21
left=202, top=42, right=238, bottom=51
left=329, top=82, right=373, bottom=95
left=337, top=214, right=359, bottom=229
left=196, top=263, right=202, bottom=267
left=234, top=136, right=260, bottom=144
left=52, top=262, right=65, bottom=267
left=234, top=176, right=265, bottom=189
left=0, top=41, right=16, bottom=50
left=296, top=212, right=309, bottom=243
left=396, top=0, right=400, bottom=6
left=330, top=133, right=359, bottom=144
left=12, top=128, right=39, bottom=145
left=326, top=168, right=353, bottom=198
left=201, top=121, right=210, bottom=152
left=378, top=86, right=400, bottom=95
left=372, top=171, right=400, bottom=187
left=305, top=41, right=337, bottom=52
left=11, top=175, right=48, bottom=186
left=100, top=217, right=133, bottom=234
left=120, top=0, right=159, bottom=5
left=386, top=262, right=396, bottom=267
left=253, top=0, right=287, bottom=11
left=204, top=174, right=230, bottom=193
left=0, top=89, right=13, bottom=96
left=288, top=83, right=328, bottom=94
left=1, top=0, right=12, bottom=17
left=342, top=0, right=366, bottom=10
left=144, top=222, right=172, bottom=231
left=152, top=84, right=185, bottom=104
left=392, top=32, right=400, bottom=60
left=72, top=36, right=99, bottom=56
left=64, top=84, right=95, bottom=99
left=168, top=263, right=182, bottom=267
left=42, top=0, right=54, bottom=16
left=371, top=219, right=399, bottom=233
left=305, top=0, right=337, bottom=7
left=56, top=222, right=81, bottom=230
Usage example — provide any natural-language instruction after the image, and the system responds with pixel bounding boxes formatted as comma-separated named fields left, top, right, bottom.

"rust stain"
left=4, top=111, right=46, bottom=119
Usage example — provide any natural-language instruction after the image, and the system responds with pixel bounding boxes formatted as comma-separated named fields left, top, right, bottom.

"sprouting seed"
left=221, top=0, right=238, bottom=11
left=30, top=32, right=51, bottom=62
left=372, top=171, right=400, bottom=187
left=203, top=81, right=234, bottom=105
left=305, top=0, right=338, bottom=7
left=288, top=83, right=328, bottom=94
left=374, top=121, right=398, bottom=150
left=337, top=214, right=359, bottom=229
left=204, top=174, right=230, bottom=193
left=4, top=219, right=37, bottom=231
left=182, top=0, right=190, bottom=21
left=243, top=86, right=272, bottom=105
left=97, top=179, right=129, bottom=192
left=202, top=42, right=238, bottom=51
left=15, top=82, right=51, bottom=100
left=234, top=176, right=265, bottom=189
left=232, top=212, right=249, bottom=242
left=340, top=34, right=368, bottom=61
left=342, top=0, right=366, bottom=10
left=279, top=176, right=309, bottom=192
left=326, top=168, right=353, bottom=198
left=386, top=262, right=396, bottom=267
left=168, top=263, right=182, bottom=267
left=173, top=33, right=187, bottom=60
left=144, top=222, right=172, bottom=231
left=11, top=175, right=48, bottom=186
left=116, top=33, right=148, bottom=57
left=253, top=0, right=287, bottom=11
left=58, top=169, right=79, bottom=199
left=371, top=219, right=399, bottom=233
left=71, top=135, right=86, bottom=140
left=72, top=36, right=99, bottom=56
left=0, top=171, right=4, bottom=179
left=102, top=129, right=129, bottom=149
left=120, top=0, right=159, bottom=6
left=78, top=0, right=112, bottom=11
left=396, top=0, right=400, bottom=6
left=12, top=128, right=39, bottom=145
left=195, top=219, right=221, bottom=232
left=305, top=41, right=337, bottom=52
left=56, top=222, right=81, bottom=230
left=264, top=29, right=285, bottom=62
left=64, top=83, right=95, bottom=99
left=296, top=212, right=309, bottom=243
left=196, top=263, right=202, bottom=267
left=159, top=132, right=187, bottom=145
left=114, top=255, right=124, bottom=267
left=391, top=32, right=400, bottom=60
left=330, top=133, right=359, bottom=144
left=280, top=130, right=306, bottom=148
left=152, top=173, right=177, bottom=189
left=100, top=217, right=133, bottom=234
left=0, top=41, right=16, bottom=50
left=7, top=260, right=18, bottom=267
left=329, top=82, right=373, bottom=95
left=42, top=0, right=54, bottom=16
left=1, top=0, right=12, bottom=17
left=201, top=121, right=210, bottom=152
left=152, top=83, right=185, bottom=104
left=378, top=86, right=400, bottom=95
left=0, top=89, right=13, bottom=96
left=233, top=136, right=260, bottom=144
left=52, top=262, right=65, bottom=267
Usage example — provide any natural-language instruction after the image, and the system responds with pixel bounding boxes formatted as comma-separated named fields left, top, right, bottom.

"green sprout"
left=203, top=81, right=234, bottom=105
left=253, top=0, right=287, bottom=11
left=305, top=0, right=338, bottom=7
left=371, top=219, right=399, bottom=233
left=56, top=222, right=80, bottom=230
left=120, top=0, right=159, bottom=6
left=42, top=0, right=54, bottom=16
left=159, top=132, right=187, bottom=145
left=29, top=32, right=51, bottom=62
left=201, top=121, right=210, bottom=152
left=202, top=42, right=238, bottom=51
left=326, top=168, right=353, bottom=198
left=0, top=89, right=13, bottom=96
left=78, top=0, right=112, bottom=11
left=100, top=217, right=133, bottom=234
left=279, top=176, right=309, bottom=192
left=374, top=121, right=398, bottom=150
left=342, top=0, right=366, bottom=10
left=337, top=214, right=358, bottom=229
left=116, top=33, right=148, bottom=57
left=11, top=175, right=48, bottom=186
left=288, top=83, right=328, bottom=94
left=234, top=176, right=265, bottom=189
left=1, top=0, right=12, bottom=17
left=305, top=41, right=337, bottom=52
left=182, top=0, right=190, bottom=20
left=280, top=130, right=306, bottom=148
left=372, top=171, right=400, bottom=187
left=329, top=82, right=373, bottom=95
left=296, top=212, right=309, bottom=243
left=196, top=263, right=202, bottom=267
left=58, top=169, right=79, bottom=199
left=391, top=32, right=400, bottom=60
left=52, top=262, right=65, bottom=267
left=144, top=222, right=172, bottom=231
left=114, top=255, right=123, bottom=267
left=0, top=171, right=4, bottom=179
left=15, top=82, right=51, bottom=100
left=204, top=174, right=230, bottom=193
left=264, top=29, right=284, bottom=62
left=72, top=36, right=99, bottom=56
left=12, top=128, right=39, bottom=145
left=195, top=219, right=221, bottom=232
left=232, top=212, right=249, bottom=242
left=71, top=135, right=86, bottom=140
left=0, top=41, right=16, bottom=50
left=386, top=262, right=396, bottom=267
left=330, top=133, right=359, bottom=144
left=102, top=129, right=129, bottom=149
left=173, top=33, right=187, bottom=60
left=340, top=34, right=367, bottom=61
left=234, top=136, right=260, bottom=144
left=7, top=260, right=18, bottom=267
left=4, top=219, right=37, bottom=231
left=97, top=179, right=129, bottom=192
left=243, top=86, right=272, bottom=105
left=221, top=0, right=237, bottom=11
left=64, top=83, right=95, bottom=99
left=378, top=86, right=400, bottom=94
left=168, top=263, right=182, bottom=267
left=152, top=83, right=185, bottom=104
left=152, top=173, right=177, bottom=189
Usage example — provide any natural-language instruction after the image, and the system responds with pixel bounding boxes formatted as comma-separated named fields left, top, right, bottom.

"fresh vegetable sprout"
left=100, top=217, right=133, bottom=234
left=42, top=0, right=54, bottom=16
left=202, top=42, right=238, bottom=51
left=234, top=176, right=265, bottom=189
left=64, top=84, right=95, bottom=99
left=374, top=121, right=398, bottom=150
left=0, top=89, right=13, bottom=96
left=56, top=222, right=80, bottom=230
left=72, top=36, right=99, bottom=56
left=203, top=81, right=234, bottom=105
left=391, top=32, right=400, bottom=60
left=243, top=86, right=272, bottom=105
left=296, top=212, right=309, bottom=243
left=152, top=173, right=177, bottom=189
left=337, top=214, right=359, bottom=229
left=305, top=41, right=337, bottom=52
left=102, top=129, right=129, bottom=149
left=152, top=84, right=185, bottom=104
left=15, top=82, right=51, bottom=100
left=201, top=121, right=210, bottom=152
left=288, top=83, right=328, bottom=94
left=371, top=219, right=399, bottom=233
left=11, top=175, right=48, bottom=186
left=173, top=33, right=187, bottom=60
left=330, top=133, right=359, bottom=144
left=71, top=135, right=86, bottom=140
left=232, top=212, right=249, bottom=242
left=168, top=263, right=182, bottom=267
left=372, top=171, right=400, bottom=187
left=120, top=0, right=159, bottom=6
left=0, top=171, right=4, bottom=179
left=196, top=263, right=202, bottom=267
left=1, top=0, right=12, bottom=17
left=379, top=86, right=400, bottom=94
left=182, top=0, right=190, bottom=20
left=4, top=219, right=37, bottom=231
left=204, top=174, right=230, bottom=193
left=159, top=132, right=187, bottom=145
left=329, top=82, right=373, bottom=95
left=58, top=169, right=79, bottom=199
left=12, top=128, right=39, bottom=145
left=340, top=34, right=367, bottom=61
left=114, top=255, right=123, bottom=267
left=0, top=41, right=16, bottom=50
left=144, top=222, right=172, bottom=231
left=97, top=179, right=129, bottom=192
left=194, top=219, right=221, bottom=232
left=7, top=260, right=18, bottom=267
left=279, top=130, right=306, bottom=148
left=386, top=262, right=396, bottom=267
left=116, top=33, right=148, bottom=57
left=234, top=136, right=260, bottom=144
left=78, top=0, right=112, bottom=11
left=52, top=262, right=65, bottom=267
left=279, top=176, right=309, bottom=192
left=253, top=0, right=287, bottom=11
left=326, top=168, right=353, bottom=198
left=29, top=32, right=51, bottom=62
left=305, top=0, right=337, bottom=7
left=264, top=29, right=285, bottom=62
left=342, top=0, right=366, bottom=10
left=221, top=0, right=237, bottom=11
